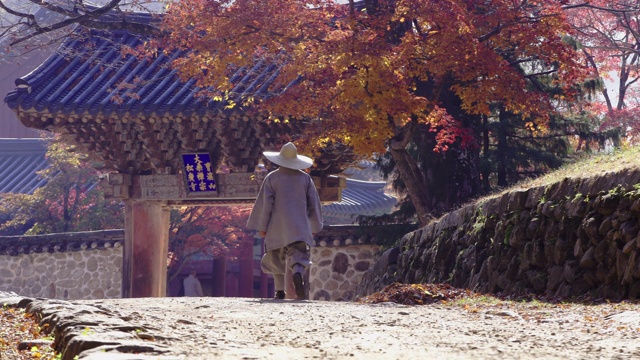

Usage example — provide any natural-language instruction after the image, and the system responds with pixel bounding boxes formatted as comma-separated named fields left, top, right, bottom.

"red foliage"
left=167, top=206, right=254, bottom=279
left=155, top=0, right=589, bottom=155
left=565, top=1, right=640, bottom=128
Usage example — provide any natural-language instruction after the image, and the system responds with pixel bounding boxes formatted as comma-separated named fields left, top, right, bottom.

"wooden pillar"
left=211, top=257, right=226, bottom=297
left=260, top=268, right=269, bottom=298
left=238, top=257, right=254, bottom=297
left=122, top=201, right=170, bottom=298
left=257, top=237, right=269, bottom=298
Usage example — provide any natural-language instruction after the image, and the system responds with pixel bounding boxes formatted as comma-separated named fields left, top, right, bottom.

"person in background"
left=183, top=268, right=204, bottom=297
left=247, top=142, right=323, bottom=300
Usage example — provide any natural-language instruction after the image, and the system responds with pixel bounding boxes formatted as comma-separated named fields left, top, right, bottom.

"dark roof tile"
left=323, top=179, right=396, bottom=223
left=5, top=27, right=289, bottom=119
left=0, top=139, right=48, bottom=194
left=0, top=229, right=123, bottom=255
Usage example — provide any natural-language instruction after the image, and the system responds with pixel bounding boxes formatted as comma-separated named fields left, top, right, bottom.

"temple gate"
left=5, top=20, right=349, bottom=298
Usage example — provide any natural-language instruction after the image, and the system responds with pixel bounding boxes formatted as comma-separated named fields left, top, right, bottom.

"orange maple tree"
left=155, top=0, right=591, bottom=225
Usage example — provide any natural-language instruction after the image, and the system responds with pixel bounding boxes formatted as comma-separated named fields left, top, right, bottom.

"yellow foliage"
left=155, top=0, right=588, bottom=156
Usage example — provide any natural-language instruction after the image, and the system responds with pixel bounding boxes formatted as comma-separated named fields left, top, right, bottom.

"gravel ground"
left=71, top=296, right=640, bottom=360
left=3, top=289, right=640, bottom=360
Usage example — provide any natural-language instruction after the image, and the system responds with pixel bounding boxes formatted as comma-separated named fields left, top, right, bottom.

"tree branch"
left=7, top=0, right=160, bottom=46
left=562, top=3, right=640, bottom=13
left=525, top=69, right=558, bottom=78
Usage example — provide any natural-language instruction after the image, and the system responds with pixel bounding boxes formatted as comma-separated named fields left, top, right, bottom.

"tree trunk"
left=497, top=107, right=508, bottom=188
left=389, top=123, right=433, bottom=227
left=481, top=115, right=491, bottom=193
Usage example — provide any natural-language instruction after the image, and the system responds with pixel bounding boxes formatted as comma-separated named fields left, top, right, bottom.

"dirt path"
left=74, top=297, right=640, bottom=359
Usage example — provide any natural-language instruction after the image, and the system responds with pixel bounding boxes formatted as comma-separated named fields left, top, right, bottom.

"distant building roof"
left=340, top=160, right=383, bottom=181
left=323, top=178, right=396, bottom=225
left=0, top=138, right=48, bottom=194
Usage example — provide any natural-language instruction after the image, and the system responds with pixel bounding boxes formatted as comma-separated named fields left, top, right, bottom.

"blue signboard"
left=181, top=153, right=217, bottom=193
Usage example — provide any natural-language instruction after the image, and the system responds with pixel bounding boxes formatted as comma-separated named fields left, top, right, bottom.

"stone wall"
left=0, top=230, right=123, bottom=300
left=356, top=168, right=640, bottom=301
left=310, top=244, right=379, bottom=301
left=309, top=225, right=385, bottom=301
left=0, top=226, right=389, bottom=301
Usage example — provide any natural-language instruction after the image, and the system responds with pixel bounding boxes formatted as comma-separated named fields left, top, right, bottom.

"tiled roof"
left=1, top=18, right=315, bottom=175
left=4, top=27, right=290, bottom=119
left=0, top=229, right=123, bottom=256
left=0, top=225, right=387, bottom=255
left=0, top=139, right=48, bottom=194
left=314, top=224, right=408, bottom=247
left=323, top=178, right=396, bottom=224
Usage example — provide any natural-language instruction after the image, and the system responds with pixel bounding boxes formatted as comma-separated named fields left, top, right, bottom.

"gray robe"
left=247, top=167, right=323, bottom=252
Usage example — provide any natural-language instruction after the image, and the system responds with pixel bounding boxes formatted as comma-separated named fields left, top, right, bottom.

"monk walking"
left=247, top=142, right=323, bottom=300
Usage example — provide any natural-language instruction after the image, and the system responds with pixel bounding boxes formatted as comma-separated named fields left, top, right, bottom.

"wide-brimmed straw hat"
left=263, top=142, right=313, bottom=170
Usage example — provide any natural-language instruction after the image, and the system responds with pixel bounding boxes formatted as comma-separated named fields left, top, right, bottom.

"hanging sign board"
left=181, top=153, right=217, bottom=195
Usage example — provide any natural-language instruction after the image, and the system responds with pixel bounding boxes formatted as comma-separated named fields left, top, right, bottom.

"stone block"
left=563, top=261, right=577, bottom=283
left=92, top=289, right=105, bottom=299
left=71, top=268, right=84, bottom=279
left=577, top=177, right=596, bottom=197
left=553, top=177, right=577, bottom=200
left=566, top=198, right=588, bottom=218
left=547, top=266, right=564, bottom=291
left=331, top=253, right=349, bottom=274
left=354, top=261, right=370, bottom=272
left=58, top=279, right=79, bottom=288
left=531, top=240, right=547, bottom=268
left=555, top=281, right=572, bottom=298
left=106, top=289, right=121, bottom=298
left=325, top=280, right=338, bottom=291
left=58, top=268, right=72, bottom=280
left=524, top=186, right=544, bottom=208
left=526, top=270, right=547, bottom=292
left=623, top=239, right=637, bottom=254
left=497, top=193, right=511, bottom=214
left=87, top=257, right=99, bottom=272
left=553, top=239, right=570, bottom=265
left=87, top=278, right=101, bottom=290
left=319, top=269, right=330, bottom=281
left=579, top=247, right=596, bottom=269
left=594, top=194, right=620, bottom=215
left=0, top=268, right=13, bottom=277
left=595, top=263, right=608, bottom=283
left=622, top=251, right=636, bottom=285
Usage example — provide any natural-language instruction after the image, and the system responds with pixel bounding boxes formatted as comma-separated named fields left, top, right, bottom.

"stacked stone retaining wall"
left=0, top=230, right=123, bottom=300
left=356, top=168, right=640, bottom=301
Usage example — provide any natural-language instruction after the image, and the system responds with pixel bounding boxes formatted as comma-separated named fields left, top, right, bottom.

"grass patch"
left=511, top=146, right=640, bottom=191
left=465, top=146, right=640, bottom=208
